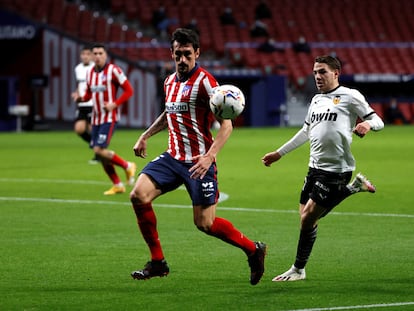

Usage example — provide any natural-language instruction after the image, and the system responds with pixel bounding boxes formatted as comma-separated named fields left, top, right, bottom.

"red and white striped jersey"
left=164, top=65, right=218, bottom=162
left=85, top=63, right=128, bottom=125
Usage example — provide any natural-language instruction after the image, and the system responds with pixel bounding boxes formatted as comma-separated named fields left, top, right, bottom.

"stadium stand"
left=2, top=0, right=413, bottom=123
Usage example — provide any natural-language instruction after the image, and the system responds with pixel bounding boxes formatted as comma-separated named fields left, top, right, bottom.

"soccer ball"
left=209, top=84, right=245, bottom=120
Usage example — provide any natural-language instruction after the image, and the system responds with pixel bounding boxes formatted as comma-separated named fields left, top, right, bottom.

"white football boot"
left=272, top=265, right=306, bottom=282
left=348, top=172, right=376, bottom=193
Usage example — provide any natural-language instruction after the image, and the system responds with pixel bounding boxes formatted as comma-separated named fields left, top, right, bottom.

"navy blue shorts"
left=142, top=152, right=219, bottom=206
left=91, top=122, right=117, bottom=148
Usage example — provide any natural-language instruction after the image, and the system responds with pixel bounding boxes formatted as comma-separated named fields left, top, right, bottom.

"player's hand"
left=189, top=154, right=214, bottom=179
left=104, top=102, right=117, bottom=112
left=133, top=137, right=147, bottom=158
left=262, top=151, right=282, bottom=167
left=71, top=91, right=80, bottom=102
left=353, top=121, right=371, bottom=138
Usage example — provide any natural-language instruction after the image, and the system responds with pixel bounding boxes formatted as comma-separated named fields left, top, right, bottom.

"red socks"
left=111, top=154, right=128, bottom=169
left=132, top=202, right=164, bottom=261
left=208, top=217, right=256, bottom=256
left=103, top=163, right=121, bottom=184
left=132, top=203, right=255, bottom=260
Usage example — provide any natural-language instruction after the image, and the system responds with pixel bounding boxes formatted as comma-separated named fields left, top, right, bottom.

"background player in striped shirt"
left=129, top=28, right=266, bottom=285
left=262, top=55, right=384, bottom=281
left=72, top=43, right=136, bottom=195
left=71, top=46, right=97, bottom=164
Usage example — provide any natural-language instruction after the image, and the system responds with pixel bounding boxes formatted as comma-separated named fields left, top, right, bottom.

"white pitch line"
left=285, top=301, right=414, bottom=311
left=0, top=177, right=108, bottom=185
left=1, top=197, right=414, bottom=219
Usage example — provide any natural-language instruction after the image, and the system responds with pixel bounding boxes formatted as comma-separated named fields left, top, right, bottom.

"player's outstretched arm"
left=262, top=125, right=309, bottom=167
left=133, top=111, right=168, bottom=158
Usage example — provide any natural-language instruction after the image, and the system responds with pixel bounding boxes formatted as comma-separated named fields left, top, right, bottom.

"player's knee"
left=129, top=187, right=151, bottom=205
left=196, top=224, right=210, bottom=233
left=194, top=219, right=213, bottom=233
left=130, top=189, right=143, bottom=204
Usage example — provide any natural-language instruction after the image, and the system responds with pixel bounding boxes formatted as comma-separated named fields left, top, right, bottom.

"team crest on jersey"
left=181, top=85, right=192, bottom=97
left=101, top=74, right=107, bottom=83
left=333, top=95, right=341, bottom=105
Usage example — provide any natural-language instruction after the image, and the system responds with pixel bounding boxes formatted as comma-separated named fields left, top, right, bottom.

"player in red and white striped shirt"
left=72, top=44, right=136, bottom=195
left=129, top=28, right=266, bottom=285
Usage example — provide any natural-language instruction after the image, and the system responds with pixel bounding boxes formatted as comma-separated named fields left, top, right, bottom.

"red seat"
left=62, top=3, right=79, bottom=36
left=370, top=103, right=385, bottom=120
left=78, top=10, right=94, bottom=42
left=94, top=16, right=108, bottom=43
left=397, top=102, right=413, bottom=123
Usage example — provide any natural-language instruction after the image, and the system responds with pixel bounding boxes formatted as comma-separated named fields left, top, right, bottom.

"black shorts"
left=300, top=168, right=352, bottom=210
left=75, top=106, right=92, bottom=122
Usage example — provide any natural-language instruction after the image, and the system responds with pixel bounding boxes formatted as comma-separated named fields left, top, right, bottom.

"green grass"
left=1, top=126, right=414, bottom=311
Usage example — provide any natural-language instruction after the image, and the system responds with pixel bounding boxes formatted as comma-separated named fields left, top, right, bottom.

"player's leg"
left=74, top=107, right=92, bottom=143
left=93, top=123, right=136, bottom=188
left=347, top=172, right=376, bottom=193
left=130, top=173, right=169, bottom=280
left=74, top=119, right=91, bottom=142
left=103, top=122, right=136, bottom=185
left=193, top=204, right=266, bottom=285
left=90, top=124, right=124, bottom=194
left=272, top=200, right=323, bottom=282
left=129, top=153, right=180, bottom=280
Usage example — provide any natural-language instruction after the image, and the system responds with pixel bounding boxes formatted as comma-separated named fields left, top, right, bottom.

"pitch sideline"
left=1, top=196, right=414, bottom=219
left=285, top=301, right=414, bottom=311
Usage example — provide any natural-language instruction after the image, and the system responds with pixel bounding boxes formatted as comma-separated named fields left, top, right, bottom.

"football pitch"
left=1, top=126, right=413, bottom=311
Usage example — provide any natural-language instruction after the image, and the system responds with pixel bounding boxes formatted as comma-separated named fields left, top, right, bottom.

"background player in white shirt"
left=72, top=46, right=96, bottom=163
left=262, top=55, right=384, bottom=281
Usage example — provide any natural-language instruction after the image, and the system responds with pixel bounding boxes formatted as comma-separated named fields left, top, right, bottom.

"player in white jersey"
left=262, top=55, right=384, bottom=281
left=129, top=28, right=266, bottom=285
left=72, top=46, right=97, bottom=164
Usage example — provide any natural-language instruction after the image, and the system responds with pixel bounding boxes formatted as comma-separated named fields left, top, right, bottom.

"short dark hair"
left=92, top=43, right=106, bottom=51
left=315, top=55, right=341, bottom=71
left=170, top=28, right=200, bottom=51
left=80, top=45, right=92, bottom=52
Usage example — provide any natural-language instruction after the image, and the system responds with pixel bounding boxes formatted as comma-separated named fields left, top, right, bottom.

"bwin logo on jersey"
left=310, top=109, right=338, bottom=123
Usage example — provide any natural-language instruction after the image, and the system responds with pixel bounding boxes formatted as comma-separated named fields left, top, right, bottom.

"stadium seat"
left=62, top=3, right=80, bottom=37
left=370, top=103, right=385, bottom=121
left=94, top=16, right=108, bottom=43
left=397, top=102, right=413, bottom=124
left=78, top=10, right=94, bottom=42
left=47, top=0, right=64, bottom=30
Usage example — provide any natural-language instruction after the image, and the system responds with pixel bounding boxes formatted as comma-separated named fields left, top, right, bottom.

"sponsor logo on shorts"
left=202, top=181, right=215, bottom=198
left=97, top=134, right=107, bottom=144
left=315, top=181, right=329, bottom=192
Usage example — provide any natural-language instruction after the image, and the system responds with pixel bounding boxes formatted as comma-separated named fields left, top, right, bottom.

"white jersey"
left=303, top=85, right=376, bottom=173
left=74, top=61, right=94, bottom=108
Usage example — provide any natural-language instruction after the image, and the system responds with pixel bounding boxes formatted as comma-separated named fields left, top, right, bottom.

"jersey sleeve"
left=112, top=65, right=128, bottom=85
left=350, top=89, right=375, bottom=119
left=202, top=71, right=219, bottom=98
